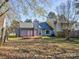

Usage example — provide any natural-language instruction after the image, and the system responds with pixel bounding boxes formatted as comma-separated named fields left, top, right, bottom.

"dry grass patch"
left=0, top=38, right=79, bottom=59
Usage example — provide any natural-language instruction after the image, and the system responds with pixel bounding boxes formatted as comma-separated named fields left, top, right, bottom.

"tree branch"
left=0, top=0, right=9, bottom=9
left=0, top=8, right=9, bottom=17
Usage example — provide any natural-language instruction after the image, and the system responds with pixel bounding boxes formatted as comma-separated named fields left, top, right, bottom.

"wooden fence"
left=70, top=30, right=79, bottom=38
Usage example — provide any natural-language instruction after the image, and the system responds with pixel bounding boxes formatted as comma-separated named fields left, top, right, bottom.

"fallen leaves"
left=0, top=38, right=79, bottom=59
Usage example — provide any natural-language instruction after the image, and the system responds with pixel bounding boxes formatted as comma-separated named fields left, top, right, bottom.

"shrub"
left=41, top=36, right=52, bottom=39
left=8, top=33, right=16, bottom=38
left=56, top=31, right=63, bottom=38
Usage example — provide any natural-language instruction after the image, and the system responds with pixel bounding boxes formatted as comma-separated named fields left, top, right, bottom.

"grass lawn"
left=8, top=37, right=22, bottom=41
left=0, top=37, right=79, bottom=59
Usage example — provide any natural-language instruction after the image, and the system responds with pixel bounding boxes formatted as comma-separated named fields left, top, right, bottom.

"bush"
left=8, top=33, right=16, bottom=38
left=56, top=31, right=63, bottom=38
left=41, top=36, right=52, bottom=39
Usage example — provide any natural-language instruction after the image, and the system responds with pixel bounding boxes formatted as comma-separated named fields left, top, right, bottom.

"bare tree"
left=56, top=0, right=77, bottom=40
left=0, top=0, right=9, bottom=43
left=0, top=0, right=9, bottom=9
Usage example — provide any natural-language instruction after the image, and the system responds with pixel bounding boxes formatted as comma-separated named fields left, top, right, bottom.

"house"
left=39, top=22, right=55, bottom=36
left=16, top=22, right=39, bottom=38
left=16, top=20, right=55, bottom=38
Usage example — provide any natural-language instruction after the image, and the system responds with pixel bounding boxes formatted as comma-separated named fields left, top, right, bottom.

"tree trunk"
left=1, top=28, right=7, bottom=43
left=65, top=36, right=70, bottom=40
left=65, top=30, right=71, bottom=40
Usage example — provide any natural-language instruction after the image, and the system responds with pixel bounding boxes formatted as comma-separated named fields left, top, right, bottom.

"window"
left=46, top=30, right=50, bottom=34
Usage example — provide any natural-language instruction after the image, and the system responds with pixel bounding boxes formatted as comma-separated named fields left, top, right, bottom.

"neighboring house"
left=72, top=23, right=79, bottom=31
left=47, top=14, right=74, bottom=37
left=39, top=22, right=55, bottom=36
left=70, top=23, right=79, bottom=37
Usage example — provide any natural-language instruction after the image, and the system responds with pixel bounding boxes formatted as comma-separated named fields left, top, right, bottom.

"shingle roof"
left=20, top=22, right=34, bottom=28
left=20, top=22, right=54, bottom=30
left=39, top=22, right=53, bottom=30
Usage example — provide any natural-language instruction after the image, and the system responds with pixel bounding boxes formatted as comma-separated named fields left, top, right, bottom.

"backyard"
left=0, top=37, right=79, bottom=59
left=1, top=0, right=79, bottom=59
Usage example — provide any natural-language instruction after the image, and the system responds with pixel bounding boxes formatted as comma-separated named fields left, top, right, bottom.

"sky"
left=10, top=0, right=67, bottom=22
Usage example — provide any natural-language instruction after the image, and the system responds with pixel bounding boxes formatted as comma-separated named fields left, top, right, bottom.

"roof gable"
left=39, top=22, right=53, bottom=30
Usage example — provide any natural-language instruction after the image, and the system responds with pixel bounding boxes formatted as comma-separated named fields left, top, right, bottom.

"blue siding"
left=39, top=22, right=55, bottom=36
